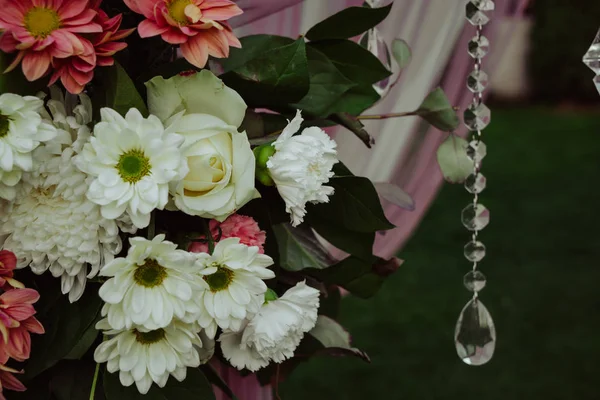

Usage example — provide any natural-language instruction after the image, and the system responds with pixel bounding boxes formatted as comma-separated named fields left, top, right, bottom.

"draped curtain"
left=214, top=1, right=529, bottom=398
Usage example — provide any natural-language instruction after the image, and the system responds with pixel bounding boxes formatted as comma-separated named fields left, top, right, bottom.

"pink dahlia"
left=189, top=214, right=266, bottom=254
left=49, top=1, right=134, bottom=93
left=0, top=364, right=25, bottom=400
left=0, top=251, right=23, bottom=291
left=0, top=0, right=103, bottom=81
left=0, top=289, right=44, bottom=364
left=124, top=0, right=243, bottom=68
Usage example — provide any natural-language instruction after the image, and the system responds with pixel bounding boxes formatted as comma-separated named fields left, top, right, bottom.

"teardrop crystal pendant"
left=454, top=298, right=496, bottom=365
left=359, top=28, right=393, bottom=96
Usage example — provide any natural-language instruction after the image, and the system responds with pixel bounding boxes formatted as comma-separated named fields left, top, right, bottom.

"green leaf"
left=219, top=35, right=295, bottom=72
left=241, top=110, right=289, bottom=140
left=416, top=87, right=459, bottom=131
left=318, top=286, right=342, bottom=318
left=329, top=112, right=373, bottom=149
left=309, top=316, right=370, bottom=361
left=308, top=256, right=386, bottom=298
left=50, top=360, right=96, bottom=400
left=24, top=284, right=103, bottom=380
left=306, top=176, right=395, bottom=233
left=0, top=51, right=48, bottom=95
left=95, top=62, right=148, bottom=117
left=309, top=40, right=391, bottom=84
left=220, top=37, right=309, bottom=107
left=272, top=224, right=334, bottom=271
left=436, top=134, right=473, bottom=184
left=64, top=317, right=100, bottom=360
left=373, top=182, right=415, bottom=211
left=325, top=83, right=380, bottom=116
left=199, top=365, right=240, bottom=400
left=306, top=216, right=375, bottom=261
left=392, top=39, right=412, bottom=69
left=104, top=368, right=215, bottom=400
left=306, top=4, right=393, bottom=42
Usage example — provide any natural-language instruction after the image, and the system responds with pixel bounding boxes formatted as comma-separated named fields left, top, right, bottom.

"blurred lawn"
left=281, top=108, right=600, bottom=400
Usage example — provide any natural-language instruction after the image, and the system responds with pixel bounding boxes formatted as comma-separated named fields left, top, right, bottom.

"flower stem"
left=147, top=211, right=156, bottom=240
left=356, top=110, right=418, bottom=120
left=89, top=362, right=100, bottom=400
left=202, top=219, right=215, bottom=254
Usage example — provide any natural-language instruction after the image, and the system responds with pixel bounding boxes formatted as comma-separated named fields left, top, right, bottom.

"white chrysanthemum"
left=266, top=110, right=338, bottom=226
left=0, top=90, right=124, bottom=302
left=219, top=281, right=320, bottom=371
left=99, top=235, right=205, bottom=330
left=74, top=108, right=188, bottom=229
left=193, top=238, right=275, bottom=339
left=94, top=318, right=204, bottom=394
left=0, top=93, right=58, bottom=200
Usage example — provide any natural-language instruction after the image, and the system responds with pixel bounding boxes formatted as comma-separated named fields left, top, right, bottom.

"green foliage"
left=50, top=360, right=97, bottom=400
left=104, top=368, right=215, bottom=399
left=416, top=88, right=460, bottom=131
left=392, top=39, right=412, bottom=69
left=436, top=134, right=473, bottom=184
left=273, top=224, right=334, bottom=271
left=309, top=316, right=370, bottom=361
left=0, top=51, right=49, bottom=95
left=306, top=4, right=393, bottom=42
left=93, top=62, right=148, bottom=118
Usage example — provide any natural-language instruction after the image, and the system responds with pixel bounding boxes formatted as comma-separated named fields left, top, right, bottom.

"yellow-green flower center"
left=204, top=265, right=234, bottom=292
left=116, top=149, right=151, bottom=183
left=0, top=114, right=10, bottom=138
left=168, top=0, right=193, bottom=24
left=134, top=259, right=167, bottom=288
left=24, top=7, right=61, bottom=39
left=134, top=328, right=165, bottom=344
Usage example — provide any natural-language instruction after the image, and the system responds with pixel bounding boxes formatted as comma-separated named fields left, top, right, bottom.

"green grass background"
left=281, top=108, right=600, bottom=399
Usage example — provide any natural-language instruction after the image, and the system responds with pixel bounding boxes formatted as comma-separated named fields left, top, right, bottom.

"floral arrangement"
left=0, top=0, right=459, bottom=398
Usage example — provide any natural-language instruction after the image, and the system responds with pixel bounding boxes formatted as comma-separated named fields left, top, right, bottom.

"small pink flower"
left=0, top=363, right=25, bottom=400
left=49, top=1, right=134, bottom=94
left=124, top=0, right=243, bottom=68
left=189, top=214, right=266, bottom=254
left=0, top=289, right=44, bottom=364
left=0, top=0, right=103, bottom=81
left=0, top=251, right=23, bottom=290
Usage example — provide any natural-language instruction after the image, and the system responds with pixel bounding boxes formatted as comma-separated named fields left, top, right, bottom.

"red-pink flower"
left=0, top=289, right=44, bottom=364
left=0, top=251, right=23, bottom=291
left=0, top=0, right=103, bottom=81
left=124, top=0, right=243, bottom=68
left=49, top=1, right=134, bottom=94
left=189, top=214, right=266, bottom=254
left=0, top=364, right=25, bottom=400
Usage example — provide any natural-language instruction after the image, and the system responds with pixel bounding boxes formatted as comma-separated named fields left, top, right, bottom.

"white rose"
left=146, top=70, right=258, bottom=220
left=266, top=110, right=338, bottom=226
left=219, top=281, right=320, bottom=371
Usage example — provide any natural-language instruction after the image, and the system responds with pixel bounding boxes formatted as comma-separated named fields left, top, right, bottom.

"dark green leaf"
left=95, top=62, right=148, bottom=117
left=329, top=112, right=374, bottom=148
left=325, top=83, right=380, bottom=116
left=306, top=4, right=393, bottom=41
left=318, top=285, right=342, bottom=318
left=392, top=39, right=412, bottom=69
left=436, top=134, right=473, bottom=183
left=309, top=316, right=370, bottom=361
left=199, top=365, right=239, bottom=400
left=373, top=182, right=415, bottom=211
left=64, top=316, right=100, bottom=359
left=0, top=51, right=48, bottom=95
left=416, top=87, right=459, bottom=131
left=309, top=40, right=391, bottom=84
left=50, top=360, right=96, bottom=400
left=220, top=37, right=309, bottom=107
left=240, top=110, right=289, bottom=140
left=306, top=176, right=395, bottom=233
left=24, top=284, right=103, bottom=380
left=273, top=224, right=334, bottom=271
left=332, top=161, right=354, bottom=177
left=219, top=35, right=295, bottom=73
left=306, top=216, right=375, bottom=261
left=104, top=368, right=215, bottom=400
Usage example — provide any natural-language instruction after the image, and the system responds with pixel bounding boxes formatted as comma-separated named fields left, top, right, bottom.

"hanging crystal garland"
left=583, top=27, right=600, bottom=95
left=359, top=0, right=393, bottom=96
left=454, top=0, right=496, bottom=366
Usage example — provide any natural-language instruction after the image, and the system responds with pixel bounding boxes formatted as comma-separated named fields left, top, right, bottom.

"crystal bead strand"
left=583, top=27, right=600, bottom=95
left=359, top=0, right=393, bottom=97
left=454, top=0, right=496, bottom=367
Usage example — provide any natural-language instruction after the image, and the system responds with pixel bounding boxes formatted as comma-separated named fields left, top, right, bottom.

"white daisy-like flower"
left=219, top=281, right=320, bottom=371
left=266, top=110, right=338, bottom=226
left=0, top=93, right=58, bottom=200
left=0, top=90, right=124, bottom=302
left=74, top=108, right=188, bottom=229
left=94, top=318, right=204, bottom=394
left=193, top=238, right=275, bottom=339
left=99, top=235, right=205, bottom=330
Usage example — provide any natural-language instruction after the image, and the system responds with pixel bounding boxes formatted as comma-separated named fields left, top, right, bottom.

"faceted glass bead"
left=467, top=70, right=489, bottom=93
left=455, top=298, right=496, bottom=365
left=364, top=0, right=392, bottom=6
left=468, top=35, right=490, bottom=59
left=359, top=28, right=392, bottom=97
left=583, top=27, right=600, bottom=74
left=463, top=270, right=487, bottom=291
left=465, top=173, right=486, bottom=194
left=466, top=140, right=487, bottom=163
left=464, top=103, right=491, bottom=131
left=471, top=0, right=495, bottom=11
left=461, top=203, right=490, bottom=231
left=464, top=240, right=486, bottom=262
left=594, top=75, right=600, bottom=96
left=466, top=0, right=496, bottom=26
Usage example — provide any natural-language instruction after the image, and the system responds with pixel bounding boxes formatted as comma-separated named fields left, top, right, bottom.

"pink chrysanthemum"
left=124, top=0, right=243, bottom=68
left=0, top=251, right=23, bottom=291
left=189, top=214, right=266, bottom=254
left=0, top=0, right=103, bottom=81
left=0, top=289, right=44, bottom=364
left=0, top=364, right=25, bottom=400
left=49, top=1, right=134, bottom=93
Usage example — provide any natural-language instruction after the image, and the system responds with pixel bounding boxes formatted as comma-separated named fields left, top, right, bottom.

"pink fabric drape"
left=214, top=1, right=530, bottom=399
